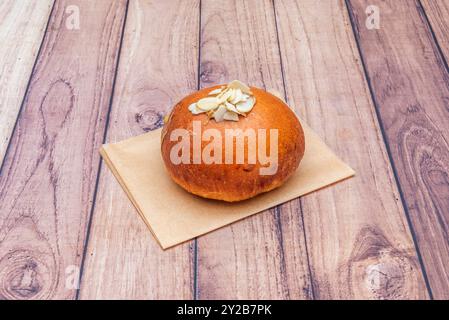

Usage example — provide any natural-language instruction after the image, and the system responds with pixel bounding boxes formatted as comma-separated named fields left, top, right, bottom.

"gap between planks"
left=75, top=0, right=131, bottom=301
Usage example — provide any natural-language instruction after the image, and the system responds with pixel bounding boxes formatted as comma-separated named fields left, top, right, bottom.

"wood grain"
left=197, top=0, right=312, bottom=299
left=78, top=0, right=199, bottom=300
left=0, top=0, right=127, bottom=300
left=421, top=0, right=449, bottom=63
left=275, top=0, right=429, bottom=299
left=0, top=0, right=53, bottom=168
left=347, top=0, right=449, bottom=299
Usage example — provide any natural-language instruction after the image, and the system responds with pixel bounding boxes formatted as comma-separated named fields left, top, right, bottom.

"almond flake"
left=213, top=104, right=227, bottom=122
left=225, top=101, right=241, bottom=114
left=227, top=88, right=236, bottom=101
left=208, top=88, right=222, bottom=96
left=188, top=102, right=207, bottom=114
left=241, top=93, right=250, bottom=101
left=227, top=80, right=251, bottom=94
left=197, top=97, right=219, bottom=111
left=223, top=111, right=239, bottom=121
left=216, top=88, right=226, bottom=98
left=236, top=96, right=255, bottom=113
left=218, top=89, right=233, bottom=103
left=230, top=88, right=243, bottom=104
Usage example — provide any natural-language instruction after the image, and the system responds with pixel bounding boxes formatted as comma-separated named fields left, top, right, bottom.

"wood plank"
left=78, top=0, right=199, bottom=300
left=274, top=0, right=428, bottom=299
left=347, top=0, right=449, bottom=299
left=421, top=0, right=449, bottom=62
left=0, top=0, right=127, bottom=300
left=197, top=0, right=312, bottom=299
left=0, top=0, right=54, bottom=168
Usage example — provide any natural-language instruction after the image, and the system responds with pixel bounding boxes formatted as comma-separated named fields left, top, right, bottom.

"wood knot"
left=428, top=168, right=449, bottom=186
left=134, top=109, right=163, bottom=132
left=40, top=79, right=75, bottom=138
left=406, top=104, right=420, bottom=114
left=200, top=61, right=228, bottom=84
left=0, top=249, right=53, bottom=300
left=411, top=128, right=424, bottom=136
left=339, top=226, right=423, bottom=299
left=365, top=261, right=404, bottom=299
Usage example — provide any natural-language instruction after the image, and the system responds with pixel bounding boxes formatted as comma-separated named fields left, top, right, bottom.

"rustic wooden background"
left=0, top=0, right=448, bottom=300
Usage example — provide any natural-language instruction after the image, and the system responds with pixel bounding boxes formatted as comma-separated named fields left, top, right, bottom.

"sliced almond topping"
left=188, top=102, right=207, bottom=114
left=225, top=101, right=241, bottom=114
left=218, top=89, right=233, bottom=103
left=213, top=104, right=227, bottom=122
left=188, top=102, right=196, bottom=111
left=208, top=88, right=222, bottom=96
left=197, top=97, right=220, bottom=111
left=223, top=111, right=239, bottom=121
left=236, top=96, right=255, bottom=113
left=230, top=88, right=243, bottom=104
left=188, top=81, right=256, bottom=121
left=227, top=80, right=251, bottom=94
left=216, top=88, right=227, bottom=99
left=241, top=93, right=250, bottom=101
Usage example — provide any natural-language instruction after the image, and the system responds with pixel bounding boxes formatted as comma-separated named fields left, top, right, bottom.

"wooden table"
left=0, top=0, right=448, bottom=300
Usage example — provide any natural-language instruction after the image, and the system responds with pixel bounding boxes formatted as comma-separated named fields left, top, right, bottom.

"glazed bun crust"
left=161, top=86, right=305, bottom=202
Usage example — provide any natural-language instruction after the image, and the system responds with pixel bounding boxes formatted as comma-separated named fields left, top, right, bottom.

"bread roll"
left=161, top=85, right=305, bottom=202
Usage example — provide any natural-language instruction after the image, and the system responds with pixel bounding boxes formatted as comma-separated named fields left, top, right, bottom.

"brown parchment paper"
left=100, top=122, right=355, bottom=249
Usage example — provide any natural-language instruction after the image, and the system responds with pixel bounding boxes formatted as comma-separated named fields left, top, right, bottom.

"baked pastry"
left=161, top=81, right=305, bottom=202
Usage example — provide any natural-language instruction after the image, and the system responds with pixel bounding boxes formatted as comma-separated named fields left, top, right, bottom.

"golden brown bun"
left=161, top=85, right=305, bottom=202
